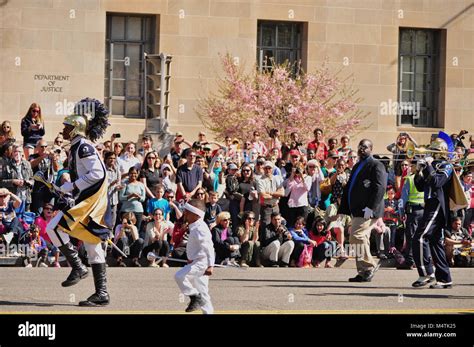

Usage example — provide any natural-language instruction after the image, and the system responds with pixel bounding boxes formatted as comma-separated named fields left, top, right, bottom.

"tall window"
left=398, top=28, right=442, bottom=127
left=257, top=21, right=303, bottom=73
left=105, top=14, right=155, bottom=117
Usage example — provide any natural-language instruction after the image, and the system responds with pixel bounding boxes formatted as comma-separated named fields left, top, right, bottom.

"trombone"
left=374, top=142, right=459, bottom=161
left=405, top=142, right=457, bottom=159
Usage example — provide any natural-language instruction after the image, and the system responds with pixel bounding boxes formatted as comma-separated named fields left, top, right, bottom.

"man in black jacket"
left=339, top=139, right=387, bottom=282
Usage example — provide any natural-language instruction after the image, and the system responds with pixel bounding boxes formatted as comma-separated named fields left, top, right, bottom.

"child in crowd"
left=147, top=184, right=171, bottom=221
left=204, top=191, right=222, bottom=229
left=23, top=224, right=48, bottom=267
left=289, top=216, right=317, bottom=268
left=382, top=185, right=400, bottom=258
left=309, top=217, right=337, bottom=268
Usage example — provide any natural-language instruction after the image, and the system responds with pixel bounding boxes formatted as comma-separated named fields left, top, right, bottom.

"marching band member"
left=46, top=98, right=112, bottom=306
left=412, top=133, right=454, bottom=289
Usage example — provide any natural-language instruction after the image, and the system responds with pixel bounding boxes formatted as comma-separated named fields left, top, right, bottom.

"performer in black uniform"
left=46, top=98, right=112, bottom=306
left=412, top=135, right=454, bottom=289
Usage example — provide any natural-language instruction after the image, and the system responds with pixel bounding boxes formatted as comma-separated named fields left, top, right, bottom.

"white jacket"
left=69, top=136, right=106, bottom=192
left=186, top=219, right=215, bottom=267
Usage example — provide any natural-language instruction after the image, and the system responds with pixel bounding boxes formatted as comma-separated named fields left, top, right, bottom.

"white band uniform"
left=183, top=203, right=205, bottom=218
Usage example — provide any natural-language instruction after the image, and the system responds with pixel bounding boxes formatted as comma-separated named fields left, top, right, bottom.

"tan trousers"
left=350, top=217, right=377, bottom=274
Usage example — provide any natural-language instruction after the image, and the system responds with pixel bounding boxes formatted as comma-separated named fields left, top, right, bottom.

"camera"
left=113, top=133, right=121, bottom=138
left=54, top=149, right=61, bottom=154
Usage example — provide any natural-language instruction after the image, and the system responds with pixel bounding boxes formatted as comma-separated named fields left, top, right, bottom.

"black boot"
left=58, top=242, right=89, bottom=287
left=185, top=294, right=204, bottom=312
left=79, top=263, right=110, bottom=307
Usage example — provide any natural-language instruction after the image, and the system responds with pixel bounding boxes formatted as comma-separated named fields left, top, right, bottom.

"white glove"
left=417, top=159, right=427, bottom=171
left=424, top=156, right=434, bottom=166
left=373, top=218, right=386, bottom=234
left=362, top=207, right=374, bottom=219
left=59, top=182, right=74, bottom=194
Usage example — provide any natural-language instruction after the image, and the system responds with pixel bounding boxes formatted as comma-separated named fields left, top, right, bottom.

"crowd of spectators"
left=0, top=104, right=473, bottom=269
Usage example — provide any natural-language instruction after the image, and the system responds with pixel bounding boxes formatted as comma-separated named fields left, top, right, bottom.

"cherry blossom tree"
left=198, top=54, right=367, bottom=143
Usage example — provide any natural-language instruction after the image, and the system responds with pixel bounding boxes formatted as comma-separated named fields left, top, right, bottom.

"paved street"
left=0, top=267, right=473, bottom=314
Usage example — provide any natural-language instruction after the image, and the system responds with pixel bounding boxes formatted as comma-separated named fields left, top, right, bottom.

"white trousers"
left=46, top=211, right=106, bottom=264
left=262, top=240, right=295, bottom=264
left=175, top=259, right=214, bottom=314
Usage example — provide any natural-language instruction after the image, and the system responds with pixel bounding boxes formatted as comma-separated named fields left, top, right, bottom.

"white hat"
left=263, top=161, right=274, bottom=168
left=228, top=163, right=238, bottom=170
left=160, top=163, right=171, bottom=174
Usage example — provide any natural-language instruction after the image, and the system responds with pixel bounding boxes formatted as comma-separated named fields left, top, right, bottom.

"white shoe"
left=149, top=260, right=159, bottom=268
left=25, top=264, right=32, bottom=268
left=38, top=261, right=48, bottom=268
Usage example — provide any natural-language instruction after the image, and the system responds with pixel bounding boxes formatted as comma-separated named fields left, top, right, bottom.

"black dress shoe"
left=365, top=263, right=381, bottom=281
left=412, top=276, right=435, bottom=288
left=349, top=274, right=370, bottom=282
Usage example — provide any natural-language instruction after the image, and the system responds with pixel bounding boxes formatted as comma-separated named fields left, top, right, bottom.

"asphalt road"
left=0, top=267, right=473, bottom=314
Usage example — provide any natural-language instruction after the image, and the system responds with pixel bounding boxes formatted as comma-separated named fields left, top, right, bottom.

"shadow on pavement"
left=218, top=279, right=349, bottom=283
left=307, top=293, right=474, bottom=300
left=0, top=300, right=76, bottom=308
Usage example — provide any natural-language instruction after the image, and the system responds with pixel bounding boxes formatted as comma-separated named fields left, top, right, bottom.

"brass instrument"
left=406, top=142, right=457, bottom=159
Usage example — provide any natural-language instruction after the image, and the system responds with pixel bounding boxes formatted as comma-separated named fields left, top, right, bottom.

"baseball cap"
left=328, top=150, right=339, bottom=159
left=289, top=149, right=300, bottom=157
left=175, top=131, right=183, bottom=137
left=228, top=163, right=238, bottom=170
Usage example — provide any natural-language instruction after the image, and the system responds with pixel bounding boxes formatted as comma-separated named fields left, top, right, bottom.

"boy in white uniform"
left=174, top=199, right=215, bottom=314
